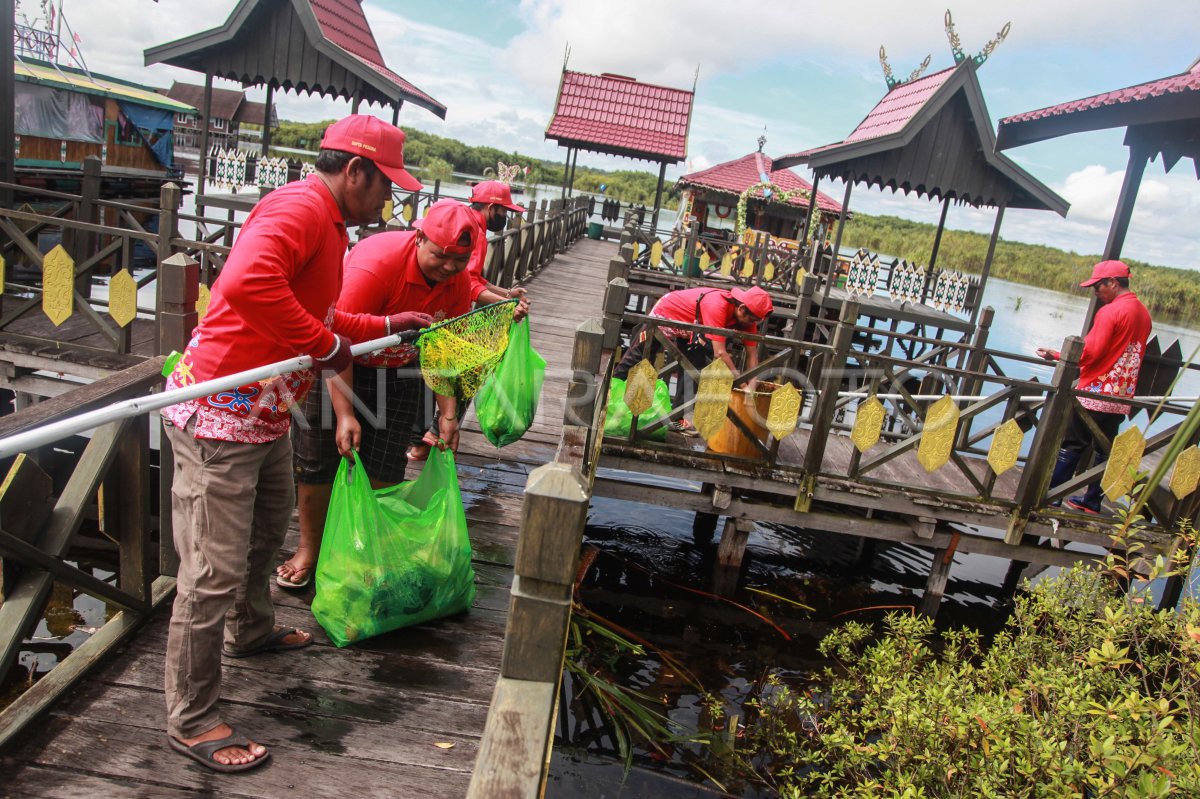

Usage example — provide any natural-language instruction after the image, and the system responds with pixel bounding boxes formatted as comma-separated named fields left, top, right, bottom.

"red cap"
left=412, top=200, right=475, bottom=256
left=730, top=286, right=773, bottom=319
left=1079, top=259, right=1130, bottom=287
left=466, top=180, right=525, bottom=213
left=319, top=115, right=422, bottom=192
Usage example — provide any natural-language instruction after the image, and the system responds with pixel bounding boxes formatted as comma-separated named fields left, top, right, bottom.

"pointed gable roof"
left=145, top=0, right=446, bottom=119
left=544, top=70, right=693, bottom=162
left=776, top=60, right=1067, bottom=215
left=997, top=58, right=1200, bottom=174
left=679, top=152, right=845, bottom=215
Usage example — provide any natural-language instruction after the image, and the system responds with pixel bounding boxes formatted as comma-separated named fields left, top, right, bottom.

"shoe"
left=223, top=626, right=313, bottom=658
left=168, top=728, right=270, bottom=773
left=669, top=418, right=700, bottom=437
left=1065, top=495, right=1101, bottom=515
left=275, top=566, right=310, bottom=589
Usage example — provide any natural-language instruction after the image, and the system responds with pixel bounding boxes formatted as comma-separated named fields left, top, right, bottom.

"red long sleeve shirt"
left=162, top=175, right=349, bottom=442
left=1076, top=291, right=1151, bottom=415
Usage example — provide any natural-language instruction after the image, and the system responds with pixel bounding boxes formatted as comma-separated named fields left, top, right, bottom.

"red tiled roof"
left=679, top=152, right=845, bottom=215
left=545, top=71, right=693, bottom=161
left=1000, top=60, right=1200, bottom=125
left=777, top=66, right=956, bottom=166
left=307, top=0, right=445, bottom=116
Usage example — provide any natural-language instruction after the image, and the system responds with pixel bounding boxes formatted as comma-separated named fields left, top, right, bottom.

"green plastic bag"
left=603, top=377, right=671, bottom=442
left=311, top=449, right=475, bottom=647
left=475, top=318, right=546, bottom=448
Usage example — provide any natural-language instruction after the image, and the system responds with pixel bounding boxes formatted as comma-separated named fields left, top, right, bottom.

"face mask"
left=486, top=212, right=508, bottom=233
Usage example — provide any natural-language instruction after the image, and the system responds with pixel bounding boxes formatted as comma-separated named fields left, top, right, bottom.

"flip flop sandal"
left=223, top=626, right=313, bottom=659
left=275, top=567, right=311, bottom=589
left=168, top=729, right=271, bottom=773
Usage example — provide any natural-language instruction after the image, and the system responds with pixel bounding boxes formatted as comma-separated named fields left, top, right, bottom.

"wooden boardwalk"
left=0, top=238, right=618, bottom=797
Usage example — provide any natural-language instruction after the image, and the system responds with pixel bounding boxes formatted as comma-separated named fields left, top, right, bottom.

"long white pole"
left=0, top=331, right=413, bottom=459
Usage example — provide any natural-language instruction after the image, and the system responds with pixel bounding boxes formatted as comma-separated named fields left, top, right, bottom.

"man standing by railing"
left=159, top=115, right=425, bottom=772
left=1038, top=260, right=1152, bottom=514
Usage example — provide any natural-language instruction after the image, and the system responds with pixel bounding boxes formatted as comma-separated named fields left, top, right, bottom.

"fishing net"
left=417, top=300, right=517, bottom=399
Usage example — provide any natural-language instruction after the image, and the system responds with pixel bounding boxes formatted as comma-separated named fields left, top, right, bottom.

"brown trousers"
left=163, top=419, right=295, bottom=738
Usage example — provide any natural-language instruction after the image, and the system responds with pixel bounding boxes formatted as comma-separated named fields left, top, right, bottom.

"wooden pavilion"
left=143, top=0, right=446, bottom=194
left=776, top=58, right=1068, bottom=326
left=545, top=68, right=693, bottom=230
left=996, top=56, right=1200, bottom=323
left=675, top=146, right=846, bottom=251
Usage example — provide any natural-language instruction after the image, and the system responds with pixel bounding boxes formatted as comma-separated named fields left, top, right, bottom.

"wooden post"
left=0, top=455, right=54, bottom=603
left=0, top=0, right=13, bottom=210
left=955, top=306, right=993, bottom=447
left=712, top=517, right=751, bottom=596
left=971, top=202, right=1006, bottom=328
left=918, top=533, right=958, bottom=618
left=606, top=255, right=629, bottom=285
left=69, top=156, right=102, bottom=299
left=600, top=278, right=629, bottom=350
left=197, top=71, right=213, bottom=196
left=650, top=160, right=667, bottom=232
left=1006, top=336, right=1083, bottom=544
left=155, top=182, right=182, bottom=355
left=500, top=463, right=588, bottom=682
left=927, top=196, right=950, bottom=271
left=261, top=83, right=274, bottom=156
left=111, top=415, right=152, bottom=602
left=565, top=319, right=604, bottom=428
left=797, top=299, right=858, bottom=511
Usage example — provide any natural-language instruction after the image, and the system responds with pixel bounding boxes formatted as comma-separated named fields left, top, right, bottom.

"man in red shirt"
left=278, top=201, right=528, bottom=587
left=407, top=184, right=530, bottom=460
left=612, top=285, right=773, bottom=435
left=160, top=115, right=425, bottom=772
left=1038, top=260, right=1152, bottom=514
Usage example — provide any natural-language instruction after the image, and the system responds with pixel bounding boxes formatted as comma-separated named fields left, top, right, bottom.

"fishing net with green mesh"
left=417, top=299, right=517, bottom=399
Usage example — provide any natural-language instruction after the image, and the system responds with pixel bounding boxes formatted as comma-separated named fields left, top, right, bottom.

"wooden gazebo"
left=997, top=57, right=1200, bottom=323
left=545, top=69, right=693, bottom=230
left=144, top=0, right=446, bottom=193
left=676, top=148, right=846, bottom=246
left=776, top=58, right=1067, bottom=324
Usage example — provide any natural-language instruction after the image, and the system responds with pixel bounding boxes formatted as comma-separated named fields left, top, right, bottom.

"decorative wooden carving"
left=42, top=244, right=74, bottom=326
left=108, top=269, right=137, bottom=328
left=693, top=359, right=735, bottom=441
left=1169, top=445, right=1200, bottom=500
left=766, top=383, right=801, bottom=440
left=851, top=395, right=885, bottom=453
left=623, top=359, right=657, bottom=417
left=1102, top=426, right=1146, bottom=502
left=917, top=395, right=959, bottom=472
left=987, top=418, right=1023, bottom=476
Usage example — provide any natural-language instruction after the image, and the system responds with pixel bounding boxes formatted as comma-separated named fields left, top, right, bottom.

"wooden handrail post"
left=565, top=319, right=604, bottom=427
left=797, top=299, right=858, bottom=511
left=601, top=278, right=629, bottom=350
left=155, top=182, right=182, bottom=355
left=501, top=463, right=588, bottom=682
left=1005, top=336, right=1083, bottom=544
left=112, top=414, right=152, bottom=602
left=955, top=306, right=994, bottom=448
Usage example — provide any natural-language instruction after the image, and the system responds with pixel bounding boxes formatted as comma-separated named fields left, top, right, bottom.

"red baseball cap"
left=319, top=115, right=423, bottom=192
left=1079, top=259, right=1130, bottom=287
left=412, top=200, right=475, bottom=256
left=466, top=180, right=525, bottom=213
left=730, top=286, right=773, bottom=319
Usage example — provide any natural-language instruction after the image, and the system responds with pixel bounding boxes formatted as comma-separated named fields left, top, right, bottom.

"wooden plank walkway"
left=0, top=237, right=619, bottom=797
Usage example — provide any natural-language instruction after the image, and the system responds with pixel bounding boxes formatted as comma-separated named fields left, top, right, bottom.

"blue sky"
left=57, top=0, right=1200, bottom=269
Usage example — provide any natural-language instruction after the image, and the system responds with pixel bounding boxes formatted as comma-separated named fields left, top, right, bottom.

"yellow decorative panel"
left=766, top=382, right=801, bottom=440
left=650, top=240, right=663, bottom=267
left=632, top=241, right=640, bottom=262
left=987, top=418, right=1024, bottom=476
left=0, top=252, right=6, bottom=295
left=382, top=199, right=394, bottom=222
left=1169, top=446, right=1200, bottom=500
left=740, top=256, right=754, bottom=278
left=196, top=283, right=211, bottom=321
left=795, top=267, right=807, bottom=289
left=42, top=244, right=75, bottom=326
left=698, top=252, right=710, bottom=274
left=764, top=262, right=775, bottom=281
left=916, top=395, right=958, bottom=473
left=693, top=359, right=734, bottom=441
left=623, top=359, right=657, bottom=417
left=108, top=269, right=137, bottom=328
left=720, top=252, right=733, bottom=277
left=402, top=202, right=414, bottom=222
left=1102, top=426, right=1145, bottom=502
left=851, top=396, right=885, bottom=453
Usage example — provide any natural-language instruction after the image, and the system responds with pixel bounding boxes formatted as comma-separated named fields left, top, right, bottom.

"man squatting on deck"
left=1037, top=260, right=1151, bottom=514
left=612, top=285, right=773, bottom=435
left=276, top=199, right=529, bottom=590
left=406, top=180, right=530, bottom=462
left=159, top=115, right=428, bottom=772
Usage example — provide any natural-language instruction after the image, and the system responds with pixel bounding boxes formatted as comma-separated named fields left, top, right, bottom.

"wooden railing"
left=0, top=357, right=175, bottom=750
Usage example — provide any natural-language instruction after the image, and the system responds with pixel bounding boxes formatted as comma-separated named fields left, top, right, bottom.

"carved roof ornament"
left=879, top=9, right=1010, bottom=91
left=945, top=9, right=1011, bottom=67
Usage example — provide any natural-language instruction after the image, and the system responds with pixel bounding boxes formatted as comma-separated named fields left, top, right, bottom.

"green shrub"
left=733, top=563, right=1200, bottom=798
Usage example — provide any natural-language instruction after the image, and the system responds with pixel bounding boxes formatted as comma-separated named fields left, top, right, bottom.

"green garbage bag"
left=311, top=449, right=475, bottom=647
left=475, top=318, right=546, bottom=448
left=603, top=377, right=671, bottom=442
